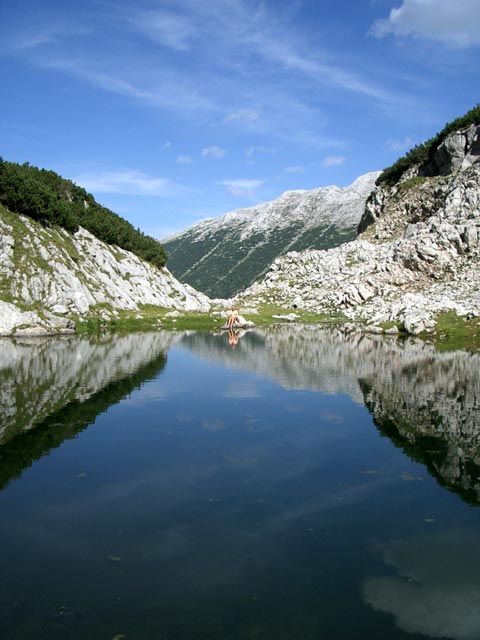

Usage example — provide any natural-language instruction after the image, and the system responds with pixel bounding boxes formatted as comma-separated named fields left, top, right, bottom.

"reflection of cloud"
left=320, top=411, right=344, bottom=424
left=124, top=383, right=172, bottom=404
left=176, top=412, right=194, bottom=422
left=201, top=419, right=225, bottom=431
left=362, top=530, right=480, bottom=640
left=224, top=381, right=262, bottom=399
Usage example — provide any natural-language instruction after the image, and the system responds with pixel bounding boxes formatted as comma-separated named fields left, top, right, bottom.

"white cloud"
left=201, top=145, right=226, bottom=159
left=223, top=109, right=259, bottom=124
left=73, top=170, right=170, bottom=196
left=323, top=155, right=346, bottom=167
left=176, top=155, right=193, bottom=164
left=284, top=165, right=304, bottom=173
left=219, top=178, right=264, bottom=197
left=371, top=0, right=480, bottom=47
left=386, top=136, right=415, bottom=152
left=162, top=141, right=172, bottom=150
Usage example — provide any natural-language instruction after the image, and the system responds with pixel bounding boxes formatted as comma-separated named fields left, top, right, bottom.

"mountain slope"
left=0, top=157, right=167, bottom=268
left=239, top=120, right=480, bottom=334
left=0, top=204, right=211, bottom=336
left=163, top=171, right=380, bottom=298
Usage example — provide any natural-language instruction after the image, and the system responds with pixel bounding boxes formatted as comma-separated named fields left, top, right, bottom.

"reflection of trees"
left=180, top=325, right=480, bottom=506
left=0, top=334, right=168, bottom=490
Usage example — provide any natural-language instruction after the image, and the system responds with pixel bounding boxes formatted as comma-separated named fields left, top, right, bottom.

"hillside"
left=0, top=204, right=211, bottom=336
left=0, top=158, right=167, bottom=268
left=163, top=171, right=380, bottom=298
left=239, top=118, right=480, bottom=335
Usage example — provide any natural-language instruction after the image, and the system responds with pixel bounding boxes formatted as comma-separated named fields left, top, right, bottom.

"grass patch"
left=74, top=304, right=225, bottom=334
left=247, top=302, right=348, bottom=326
left=423, top=311, right=480, bottom=352
left=398, top=176, right=427, bottom=194
left=379, top=320, right=403, bottom=331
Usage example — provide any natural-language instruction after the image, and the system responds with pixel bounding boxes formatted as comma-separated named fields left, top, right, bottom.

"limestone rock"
left=240, top=126, right=480, bottom=335
left=0, top=214, right=212, bottom=336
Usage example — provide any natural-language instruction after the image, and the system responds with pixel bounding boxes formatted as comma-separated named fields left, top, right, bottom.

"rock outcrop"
left=241, top=125, right=480, bottom=334
left=0, top=210, right=212, bottom=336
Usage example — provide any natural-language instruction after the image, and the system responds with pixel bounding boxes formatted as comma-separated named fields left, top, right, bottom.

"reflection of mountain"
left=0, top=333, right=173, bottom=489
left=360, top=369, right=480, bottom=505
left=178, top=325, right=480, bottom=504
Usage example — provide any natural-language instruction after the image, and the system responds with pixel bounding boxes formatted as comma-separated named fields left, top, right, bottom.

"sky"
left=1, top=0, right=480, bottom=240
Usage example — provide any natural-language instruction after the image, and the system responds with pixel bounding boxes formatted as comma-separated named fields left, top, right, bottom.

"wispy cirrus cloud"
left=14, top=1, right=407, bottom=135
left=129, top=9, right=195, bottom=51
left=223, top=109, right=258, bottom=124
left=0, top=0, right=424, bottom=163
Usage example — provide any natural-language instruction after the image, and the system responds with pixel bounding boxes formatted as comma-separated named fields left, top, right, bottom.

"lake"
left=1, top=325, right=480, bottom=640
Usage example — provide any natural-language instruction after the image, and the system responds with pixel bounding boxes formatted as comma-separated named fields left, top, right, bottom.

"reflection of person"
left=228, top=329, right=239, bottom=348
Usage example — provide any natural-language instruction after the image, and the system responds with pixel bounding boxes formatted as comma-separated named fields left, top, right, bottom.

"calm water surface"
left=1, top=326, right=480, bottom=640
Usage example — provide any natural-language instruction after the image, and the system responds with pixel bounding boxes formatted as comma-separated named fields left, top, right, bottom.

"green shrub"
left=377, top=103, right=480, bottom=187
left=0, top=158, right=167, bottom=269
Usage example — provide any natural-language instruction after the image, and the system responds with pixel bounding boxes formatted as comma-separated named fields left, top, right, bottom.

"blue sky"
left=1, top=0, right=479, bottom=239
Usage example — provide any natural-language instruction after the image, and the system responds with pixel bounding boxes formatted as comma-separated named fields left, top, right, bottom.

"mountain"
left=239, top=114, right=480, bottom=335
left=163, top=171, right=380, bottom=298
left=0, top=203, right=211, bottom=336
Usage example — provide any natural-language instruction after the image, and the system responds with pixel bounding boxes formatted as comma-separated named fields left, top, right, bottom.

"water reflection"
left=1, top=326, right=480, bottom=505
left=0, top=333, right=169, bottom=489
left=181, top=325, right=480, bottom=504
left=363, top=529, right=480, bottom=640
left=1, top=327, right=480, bottom=639
left=226, top=328, right=248, bottom=349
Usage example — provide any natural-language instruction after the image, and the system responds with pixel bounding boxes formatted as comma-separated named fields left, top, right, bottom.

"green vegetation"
left=377, top=103, right=480, bottom=187
left=236, top=302, right=348, bottom=326
left=0, top=157, right=167, bottom=268
left=424, top=311, right=480, bottom=353
left=74, top=305, right=226, bottom=334
left=397, top=176, right=427, bottom=193
left=164, top=218, right=358, bottom=299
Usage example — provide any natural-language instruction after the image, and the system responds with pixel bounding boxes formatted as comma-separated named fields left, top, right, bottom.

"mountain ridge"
left=163, top=171, right=380, bottom=298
